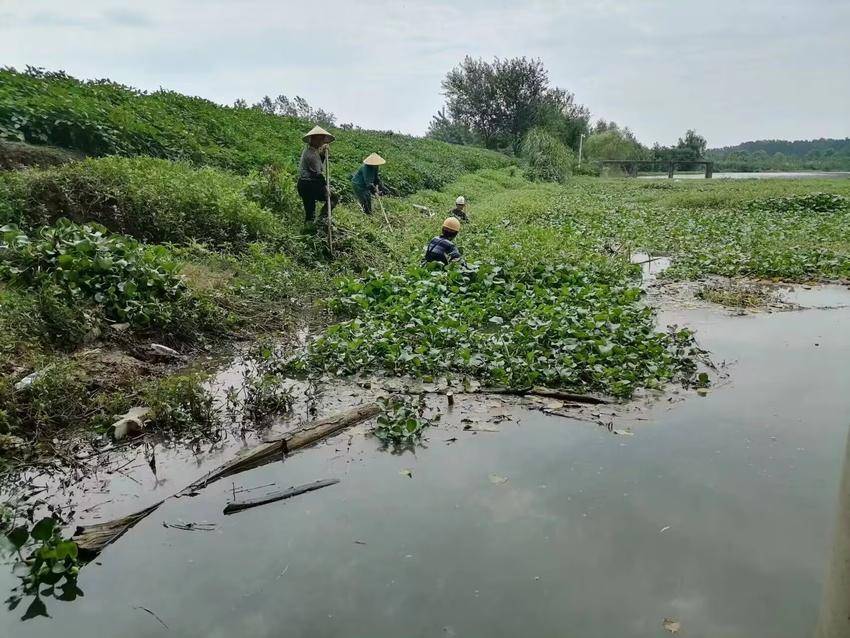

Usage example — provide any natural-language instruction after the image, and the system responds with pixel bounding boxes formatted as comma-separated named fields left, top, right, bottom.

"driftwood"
left=181, top=402, right=380, bottom=495
left=482, top=386, right=613, bottom=405
left=74, top=500, right=164, bottom=558
left=72, top=402, right=380, bottom=558
left=223, top=478, right=340, bottom=515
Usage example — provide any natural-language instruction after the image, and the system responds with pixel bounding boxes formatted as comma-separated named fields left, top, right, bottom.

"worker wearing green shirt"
left=351, top=153, right=386, bottom=215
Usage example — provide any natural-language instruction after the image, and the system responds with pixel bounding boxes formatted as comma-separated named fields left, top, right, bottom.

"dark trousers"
left=354, top=188, right=372, bottom=214
left=297, top=178, right=336, bottom=223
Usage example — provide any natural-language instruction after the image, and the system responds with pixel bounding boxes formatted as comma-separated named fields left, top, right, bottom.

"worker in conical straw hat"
left=449, top=195, right=468, bottom=221
left=423, top=216, right=465, bottom=266
left=297, top=125, right=338, bottom=225
left=351, top=153, right=386, bottom=215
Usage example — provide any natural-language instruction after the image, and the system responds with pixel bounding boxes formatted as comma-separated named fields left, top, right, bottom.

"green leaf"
left=55, top=541, right=78, bottom=561
left=30, top=517, right=56, bottom=542
left=6, top=526, right=28, bottom=550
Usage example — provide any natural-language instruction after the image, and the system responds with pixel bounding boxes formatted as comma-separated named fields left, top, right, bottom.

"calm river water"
left=2, top=287, right=850, bottom=637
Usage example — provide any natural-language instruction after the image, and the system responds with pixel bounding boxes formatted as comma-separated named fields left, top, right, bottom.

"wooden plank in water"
left=223, top=478, right=340, bottom=515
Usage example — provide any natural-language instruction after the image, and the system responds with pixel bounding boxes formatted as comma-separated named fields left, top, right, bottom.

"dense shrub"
left=242, top=164, right=301, bottom=218
left=0, top=360, right=89, bottom=436
left=0, top=220, right=223, bottom=336
left=520, top=127, right=574, bottom=183
left=0, top=67, right=512, bottom=197
left=0, top=157, right=288, bottom=248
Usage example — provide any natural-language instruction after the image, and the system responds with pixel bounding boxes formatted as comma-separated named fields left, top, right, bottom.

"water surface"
left=3, top=294, right=850, bottom=637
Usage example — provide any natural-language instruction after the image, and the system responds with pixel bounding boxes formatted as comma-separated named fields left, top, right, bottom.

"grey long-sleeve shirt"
left=299, top=146, right=326, bottom=181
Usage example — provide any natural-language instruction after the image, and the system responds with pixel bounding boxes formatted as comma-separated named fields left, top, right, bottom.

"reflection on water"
left=2, top=295, right=850, bottom=636
left=630, top=252, right=672, bottom=283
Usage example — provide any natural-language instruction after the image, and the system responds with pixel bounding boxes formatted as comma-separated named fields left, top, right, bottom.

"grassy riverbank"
left=1, top=68, right=848, bottom=456
left=2, top=155, right=848, bottom=453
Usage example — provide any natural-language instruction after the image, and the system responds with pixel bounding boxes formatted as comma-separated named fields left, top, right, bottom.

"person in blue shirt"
left=351, top=153, right=386, bottom=214
left=423, top=217, right=464, bottom=265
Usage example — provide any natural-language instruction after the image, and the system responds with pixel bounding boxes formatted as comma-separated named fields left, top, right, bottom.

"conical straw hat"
left=363, top=153, right=386, bottom=166
left=302, top=125, right=335, bottom=143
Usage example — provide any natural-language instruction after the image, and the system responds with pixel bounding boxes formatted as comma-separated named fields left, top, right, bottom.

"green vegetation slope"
left=0, top=68, right=512, bottom=196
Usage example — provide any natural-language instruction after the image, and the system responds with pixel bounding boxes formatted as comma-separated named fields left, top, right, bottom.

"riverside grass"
left=1, top=143, right=849, bottom=441
left=292, top=174, right=850, bottom=396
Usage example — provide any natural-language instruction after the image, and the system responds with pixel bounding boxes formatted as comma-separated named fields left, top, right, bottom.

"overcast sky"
left=2, top=0, right=849, bottom=147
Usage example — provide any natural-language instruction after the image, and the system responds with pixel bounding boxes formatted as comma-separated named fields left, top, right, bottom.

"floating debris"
left=111, top=407, right=151, bottom=441
left=162, top=521, right=217, bottom=532
left=223, top=478, right=340, bottom=515
left=663, top=617, right=681, bottom=634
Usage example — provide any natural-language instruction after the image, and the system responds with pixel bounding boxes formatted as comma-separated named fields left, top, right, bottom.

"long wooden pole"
left=325, top=146, right=334, bottom=256
left=376, top=193, right=390, bottom=226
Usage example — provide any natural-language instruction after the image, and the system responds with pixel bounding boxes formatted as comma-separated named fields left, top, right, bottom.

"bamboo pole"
left=376, top=193, right=390, bottom=226
left=325, top=146, right=334, bottom=256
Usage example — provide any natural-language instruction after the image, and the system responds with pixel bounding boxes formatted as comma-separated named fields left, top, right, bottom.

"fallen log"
left=74, top=500, right=164, bottom=559
left=72, top=402, right=380, bottom=558
left=482, top=386, right=613, bottom=405
left=181, top=402, right=380, bottom=495
left=223, top=478, right=340, bottom=515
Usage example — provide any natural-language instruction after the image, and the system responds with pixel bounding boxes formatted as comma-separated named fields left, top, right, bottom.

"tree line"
left=426, top=56, right=710, bottom=178
left=707, top=138, right=850, bottom=172
left=239, top=57, right=848, bottom=178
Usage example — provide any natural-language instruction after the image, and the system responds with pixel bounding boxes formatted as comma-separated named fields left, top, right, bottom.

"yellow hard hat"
left=442, top=216, right=461, bottom=233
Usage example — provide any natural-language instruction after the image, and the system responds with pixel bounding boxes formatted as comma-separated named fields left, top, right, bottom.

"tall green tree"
left=432, top=57, right=589, bottom=154
left=427, top=108, right=478, bottom=146
left=585, top=129, right=648, bottom=161
left=677, top=129, right=707, bottom=158
left=653, top=129, right=709, bottom=170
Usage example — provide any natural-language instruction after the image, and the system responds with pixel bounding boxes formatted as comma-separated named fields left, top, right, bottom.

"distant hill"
left=706, top=137, right=850, bottom=171
left=709, top=138, right=850, bottom=159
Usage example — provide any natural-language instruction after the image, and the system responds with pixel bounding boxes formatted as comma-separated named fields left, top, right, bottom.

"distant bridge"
left=598, top=160, right=714, bottom=178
